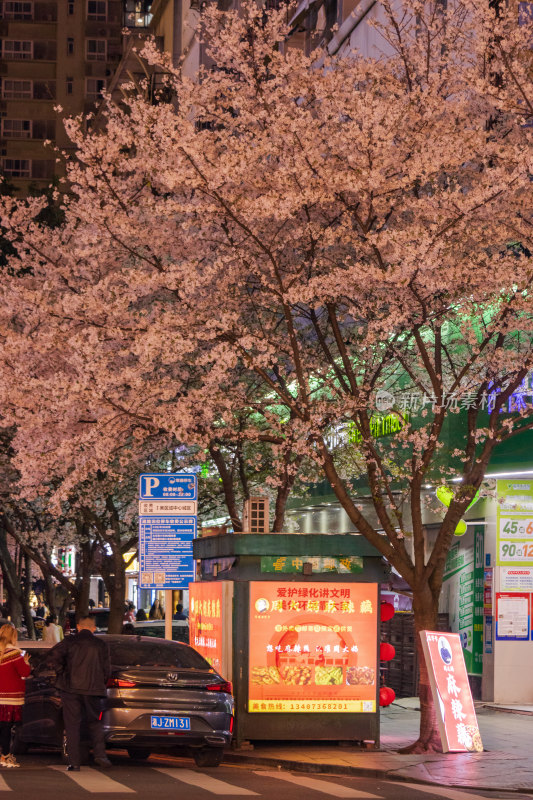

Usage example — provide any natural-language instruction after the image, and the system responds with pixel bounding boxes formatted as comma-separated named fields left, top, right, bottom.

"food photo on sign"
left=248, top=582, right=378, bottom=713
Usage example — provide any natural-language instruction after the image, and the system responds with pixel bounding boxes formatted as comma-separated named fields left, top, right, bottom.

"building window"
left=67, top=37, right=74, bottom=55
left=1, top=119, right=32, bottom=138
left=87, top=0, right=106, bottom=20
left=85, top=77, right=105, bottom=100
left=1, top=79, right=32, bottom=99
left=1, top=158, right=31, bottom=177
left=68, top=0, right=74, bottom=12
left=66, top=76, right=73, bottom=95
left=3, top=2, right=33, bottom=19
left=1, top=40, right=33, bottom=59
left=123, top=0, right=152, bottom=27
left=86, top=39, right=106, bottom=61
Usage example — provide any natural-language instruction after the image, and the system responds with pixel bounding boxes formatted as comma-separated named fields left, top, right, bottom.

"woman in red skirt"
left=0, top=624, right=30, bottom=767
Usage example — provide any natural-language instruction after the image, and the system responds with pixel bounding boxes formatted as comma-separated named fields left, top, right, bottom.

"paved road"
left=0, top=752, right=530, bottom=799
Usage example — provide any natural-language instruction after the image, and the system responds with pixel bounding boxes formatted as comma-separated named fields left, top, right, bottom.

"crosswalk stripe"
left=50, top=765, right=135, bottom=793
left=255, top=771, right=380, bottom=798
left=0, top=773, right=10, bottom=791
left=154, top=767, right=258, bottom=795
left=400, top=783, right=494, bottom=800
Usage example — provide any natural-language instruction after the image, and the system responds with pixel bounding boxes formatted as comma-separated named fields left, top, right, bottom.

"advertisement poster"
left=189, top=582, right=233, bottom=679
left=442, top=527, right=484, bottom=675
left=496, top=480, right=533, bottom=566
left=495, top=592, right=530, bottom=640
left=248, top=581, right=378, bottom=713
left=420, top=631, right=483, bottom=753
left=483, top=567, right=493, bottom=615
left=500, top=567, right=533, bottom=592
left=139, top=516, right=196, bottom=590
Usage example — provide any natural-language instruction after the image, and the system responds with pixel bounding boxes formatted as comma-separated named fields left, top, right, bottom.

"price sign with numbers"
left=498, top=541, right=533, bottom=564
left=497, top=481, right=533, bottom=567
left=499, top=517, right=533, bottom=539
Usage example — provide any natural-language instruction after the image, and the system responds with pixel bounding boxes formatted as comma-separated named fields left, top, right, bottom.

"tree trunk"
left=0, top=526, right=23, bottom=627
left=209, top=444, right=242, bottom=531
left=399, top=584, right=442, bottom=753
left=101, top=549, right=126, bottom=634
left=22, top=553, right=36, bottom=640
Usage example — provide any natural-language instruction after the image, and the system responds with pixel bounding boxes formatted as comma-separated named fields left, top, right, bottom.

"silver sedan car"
left=16, top=635, right=233, bottom=767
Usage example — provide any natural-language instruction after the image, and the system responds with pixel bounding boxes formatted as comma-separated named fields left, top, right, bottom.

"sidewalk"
left=226, top=699, right=533, bottom=791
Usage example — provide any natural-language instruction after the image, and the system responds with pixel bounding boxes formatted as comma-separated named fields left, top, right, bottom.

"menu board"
left=189, top=582, right=233, bottom=679
left=420, top=631, right=483, bottom=753
left=248, top=581, right=378, bottom=713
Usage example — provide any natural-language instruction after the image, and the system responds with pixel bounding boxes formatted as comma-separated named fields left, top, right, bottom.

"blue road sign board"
left=139, top=473, right=198, bottom=502
left=139, top=516, right=196, bottom=590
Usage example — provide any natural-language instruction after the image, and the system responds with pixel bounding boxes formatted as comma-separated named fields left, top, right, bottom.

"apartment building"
left=0, top=1, right=151, bottom=194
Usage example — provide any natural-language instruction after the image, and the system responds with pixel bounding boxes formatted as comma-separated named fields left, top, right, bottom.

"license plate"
left=151, top=716, right=191, bottom=730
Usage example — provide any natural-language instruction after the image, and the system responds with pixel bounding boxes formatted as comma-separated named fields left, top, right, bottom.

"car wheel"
left=193, top=747, right=224, bottom=768
left=127, top=747, right=151, bottom=761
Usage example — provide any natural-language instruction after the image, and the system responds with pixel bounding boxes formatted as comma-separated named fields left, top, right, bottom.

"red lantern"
left=379, top=686, right=396, bottom=706
left=379, top=642, right=396, bottom=661
left=380, top=601, right=395, bottom=622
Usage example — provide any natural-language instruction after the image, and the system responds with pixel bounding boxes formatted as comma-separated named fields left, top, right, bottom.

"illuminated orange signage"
left=420, top=631, right=483, bottom=753
left=248, top=581, right=378, bottom=713
left=189, top=583, right=224, bottom=675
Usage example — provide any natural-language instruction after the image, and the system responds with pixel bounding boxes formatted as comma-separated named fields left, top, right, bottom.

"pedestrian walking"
left=0, top=624, right=31, bottom=768
left=172, top=603, right=187, bottom=621
left=42, top=614, right=64, bottom=645
left=121, top=623, right=135, bottom=635
left=123, top=602, right=135, bottom=625
left=50, top=615, right=111, bottom=771
left=149, top=599, right=164, bottom=620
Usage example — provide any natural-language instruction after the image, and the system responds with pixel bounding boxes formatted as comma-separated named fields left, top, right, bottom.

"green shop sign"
left=347, top=413, right=409, bottom=444
left=261, top=556, right=363, bottom=574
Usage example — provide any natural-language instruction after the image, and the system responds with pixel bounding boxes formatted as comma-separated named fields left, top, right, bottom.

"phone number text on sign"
left=499, top=518, right=533, bottom=539
left=498, top=541, right=533, bottom=565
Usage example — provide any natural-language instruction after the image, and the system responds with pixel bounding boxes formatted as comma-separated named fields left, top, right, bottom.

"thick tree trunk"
left=6, top=595, right=22, bottom=628
left=22, top=554, right=35, bottom=639
left=0, top=527, right=24, bottom=628
left=101, top=550, right=126, bottom=634
left=399, top=584, right=442, bottom=753
left=272, top=484, right=290, bottom=532
left=209, top=445, right=242, bottom=531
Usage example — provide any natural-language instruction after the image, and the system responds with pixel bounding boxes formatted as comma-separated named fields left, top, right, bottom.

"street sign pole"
left=165, top=589, right=173, bottom=641
left=138, top=473, right=198, bottom=643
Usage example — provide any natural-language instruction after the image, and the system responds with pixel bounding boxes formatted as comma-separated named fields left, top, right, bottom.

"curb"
left=223, top=751, right=533, bottom=794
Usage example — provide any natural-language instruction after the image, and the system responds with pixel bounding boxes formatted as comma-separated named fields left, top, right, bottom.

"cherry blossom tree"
left=1, top=0, right=533, bottom=749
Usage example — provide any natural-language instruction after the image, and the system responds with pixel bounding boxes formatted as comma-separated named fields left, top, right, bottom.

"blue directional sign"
left=139, top=516, right=196, bottom=590
left=139, top=473, right=198, bottom=501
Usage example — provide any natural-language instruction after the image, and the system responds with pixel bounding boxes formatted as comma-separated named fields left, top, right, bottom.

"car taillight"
left=229, top=715, right=234, bottom=734
left=106, top=678, right=137, bottom=688
left=206, top=680, right=232, bottom=694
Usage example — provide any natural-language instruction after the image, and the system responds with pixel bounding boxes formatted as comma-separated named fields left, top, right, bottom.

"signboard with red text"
left=248, top=581, right=378, bottom=713
left=189, top=582, right=233, bottom=680
left=420, top=630, right=483, bottom=753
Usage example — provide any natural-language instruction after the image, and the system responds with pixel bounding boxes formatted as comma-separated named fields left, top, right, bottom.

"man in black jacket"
left=51, top=615, right=111, bottom=771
